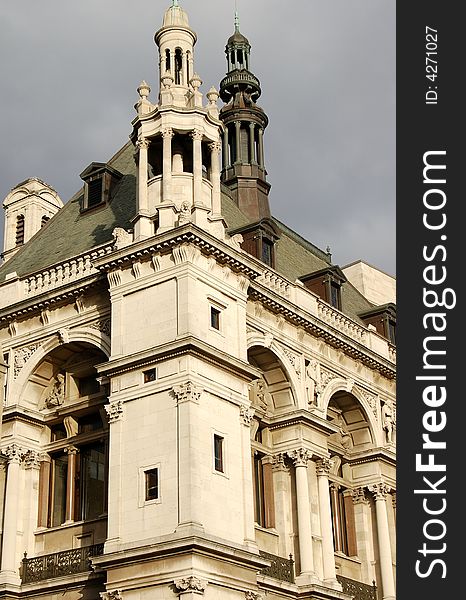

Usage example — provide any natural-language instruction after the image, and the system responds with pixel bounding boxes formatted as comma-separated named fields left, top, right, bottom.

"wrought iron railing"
left=337, top=575, right=377, bottom=600
left=259, top=551, right=295, bottom=583
left=21, top=543, right=104, bottom=584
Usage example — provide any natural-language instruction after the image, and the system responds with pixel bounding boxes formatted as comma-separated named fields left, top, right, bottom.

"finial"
left=172, top=0, right=179, bottom=7
left=234, top=10, right=240, bottom=32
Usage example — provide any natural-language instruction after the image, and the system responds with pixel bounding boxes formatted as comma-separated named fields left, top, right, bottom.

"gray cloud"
left=0, top=0, right=395, bottom=275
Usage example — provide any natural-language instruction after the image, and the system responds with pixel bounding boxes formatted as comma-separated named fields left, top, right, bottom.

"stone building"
left=0, top=3, right=396, bottom=600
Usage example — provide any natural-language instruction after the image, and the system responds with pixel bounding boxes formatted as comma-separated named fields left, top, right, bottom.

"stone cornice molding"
left=249, top=285, right=396, bottom=380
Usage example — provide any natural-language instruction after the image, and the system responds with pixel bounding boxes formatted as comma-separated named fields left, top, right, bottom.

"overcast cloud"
left=0, top=0, right=395, bottom=275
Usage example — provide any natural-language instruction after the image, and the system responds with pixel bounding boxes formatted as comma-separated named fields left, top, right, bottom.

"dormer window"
left=229, top=218, right=280, bottom=269
left=79, top=162, right=123, bottom=212
left=299, top=266, right=347, bottom=309
left=359, top=303, right=397, bottom=344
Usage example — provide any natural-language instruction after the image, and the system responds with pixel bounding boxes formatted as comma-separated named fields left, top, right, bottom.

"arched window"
left=41, top=215, right=50, bottom=228
left=174, top=48, right=183, bottom=84
left=15, top=214, right=25, bottom=246
left=165, top=49, right=171, bottom=73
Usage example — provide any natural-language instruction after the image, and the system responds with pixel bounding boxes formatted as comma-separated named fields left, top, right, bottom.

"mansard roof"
left=0, top=141, right=375, bottom=323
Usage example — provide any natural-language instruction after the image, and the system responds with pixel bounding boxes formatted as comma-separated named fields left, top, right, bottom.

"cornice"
left=96, top=334, right=261, bottom=382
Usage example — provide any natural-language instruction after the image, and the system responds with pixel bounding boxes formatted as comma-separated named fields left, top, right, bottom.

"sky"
left=0, top=0, right=395, bottom=275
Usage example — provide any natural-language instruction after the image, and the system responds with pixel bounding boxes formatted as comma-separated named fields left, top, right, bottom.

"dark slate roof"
left=0, top=141, right=375, bottom=323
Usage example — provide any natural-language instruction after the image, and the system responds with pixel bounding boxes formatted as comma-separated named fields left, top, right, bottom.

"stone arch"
left=321, top=378, right=382, bottom=450
left=10, top=327, right=110, bottom=410
left=247, top=337, right=299, bottom=415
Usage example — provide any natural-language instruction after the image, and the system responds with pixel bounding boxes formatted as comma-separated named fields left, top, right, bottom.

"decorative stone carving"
left=315, top=457, right=332, bottom=476
left=57, top=328, right=69, bottom=344
left=190, top=129, right=203, bottom=142
left=208, top=141, right=222, bottom=154
left=13, top=343, right=41, bottom=378
left=172, top=382, right=202, bottom=404
left=100, top=591, right=123, bottom=600
left=304, top=358, right=319, bottom=407
left=178, top=200, right=192, bottom=225
left=249, top=378, right=270, bottom=412
left=131, top=261, right=141, bottom=279
left=354, top=385, right=379, bottom=420
left=271, top=453, right=288, bottom=472
left=352, top=487, right=369, bottom=505
left=368, top=482, right=391, bottom=501
left=75, top=294, right=85, bottom=314
left=381, top=400, right=395, bottom=444
left=174, top=576, right=207, bottom=593
left=333, top=414, right=352, bottom=450
left=45, top=373, right=65, bottom=408
left=108, top=269, right=122, bottom=288
left=228, top=233, right=243, bottom=251
left=112, top=227, right=133, bottom=250
left=288, top=448, right=311, bottom=467
left=8, top=321, right=17, bottom=337
left=3, top=444, right=24, bottom=464
left=320, top=366, right=339, bottom=390
left=63, top=416, right=78, bottom=437
left=239, top=405, right=254, bottom=426
left=104, top=401, right=124, bottom=423
left=172, top=244, right=201, bottom=265
left=162, top=127, right=174, bottom=139
left=64, top=445, right=79, bottom=457
left=245, top=592, right=263, bottom=600
left=282, top=346, right=301, bottom=378
left=40, top=309, right=50, bottom=325
left=136, top=135, right=150, bottom=150
left=90, top=318, right=111, bottom=337
left=151, top=254, right=161, bottom=272
left=23, top=450, right=41, bottom=469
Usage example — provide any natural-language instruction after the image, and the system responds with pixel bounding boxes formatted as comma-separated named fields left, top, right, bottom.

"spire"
left=234, top=10, right=240, bottom=32
left=172, top=0, right=179, bottom=6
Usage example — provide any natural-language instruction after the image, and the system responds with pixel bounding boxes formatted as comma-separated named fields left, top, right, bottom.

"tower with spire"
left=219, top=13, right=271, bottom=222
left=130, top=0, right=225, bottom=241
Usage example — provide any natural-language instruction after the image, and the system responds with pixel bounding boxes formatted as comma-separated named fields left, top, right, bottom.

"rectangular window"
left=261, top=238, right=274, bottom=267
left=210, top=306, right=221, bottom=330
left=143, top=368, right=157, bottom=383
left=87, top=178, right=103, bottom=208
left=79, top=442, right=106, bottom=521
left=50, top=453, right=68, bottom=527
left=213, top=434, right=224, bottom=472
left=253, top=453, right=266, bottom=527
left=145, top=468, right=159, bottom=501
left=330, top=283, right=341, bottom=309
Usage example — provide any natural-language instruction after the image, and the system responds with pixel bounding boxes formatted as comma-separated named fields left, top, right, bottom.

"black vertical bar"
left=397, top=2, right=462, bottom=599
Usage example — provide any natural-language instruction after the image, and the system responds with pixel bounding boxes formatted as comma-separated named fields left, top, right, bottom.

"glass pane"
left=80, top=443, right=106, bottom=520
left=51, top=454, right=68, bottom=527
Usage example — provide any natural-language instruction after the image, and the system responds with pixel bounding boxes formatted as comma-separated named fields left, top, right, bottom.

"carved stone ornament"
left=3, top=443, right=25, bottom=464
left=100, top=591, right=123, bottom=600
left=174, top=576, right=207, bottom=593
left=208, top=141, right=222, bottom=154
left=90, top=318, right=111, bottom=337
left=228, top=233, right=243, bottom=251
left=381, top=400, right=396, bottom=444
left=104, top=401, right=124, bottom=423
left=320, top=366, right=340, bottom=391
left=368, top=482, right=391, bottom=501
left=239, top=405, right=255, bottom=426
left=23, top=450, right=41, bottom=469
left=245, top=592, right=263, bottom=600
left=315, top=457, right=332, bottom=476
left=136, top=135, right=150, bottom=150
left=249, top=378, right=270, bottom=412
left=354, top=384, right=379, bottom=420
left=271, top=453, right=288, bottom=472
left=13, top=343, right=41, bottom=378
left=172, top=381, right=202, bottom=404
left=162, top=127, right=174, bottom=139
left=352, top=487, right=369, bottom=505
left=112, top=227, right=133, bottom=250
left=190, top=129, right=203, bottom=141
left=57, top=328, right=69, bottom=344
left=178, top=200, right=192, bottom=225
left=282, top=346, right=301, bottom=378
left=45, top=373, right=66, bottom=408
left=288, top=448, right=311, bottom=467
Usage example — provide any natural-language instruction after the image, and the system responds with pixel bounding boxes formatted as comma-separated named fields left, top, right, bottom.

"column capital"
left=100, top=592, right=123, bottom=600
left=23, top=449, right=41, bottom=470
left=271, top=452, right=288, bottom=472
left=190, top=129, right=203, bottom=141
left=64, top=445, right=80, bottom=456
left=105, top=400, right=124, bottom=423
left=136, top=135, right=150, bottom=150
left=3, top=443, right=24, bottom=464
left=368, top=482, right=391, bottom=501
left=315, top=457, right=332, bottom=476
left=208, top=141, right=222, bottom=154
left=162, top=127, right=174, bottom=139
left=288, top=448, right=311, bottom=467
left=174, top=576, right=207, bottom=594
left=351, top=487, right=369, bottom=505
left=245, top=592, right=263, bottom=600
left=172, top=381, right=203, bottom=404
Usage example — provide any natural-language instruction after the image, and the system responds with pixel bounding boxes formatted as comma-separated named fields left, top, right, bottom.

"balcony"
left=259, top=551, right=295, bottom=583
left=21, top=544, right=104, bottom=584
left=337, top=575, right=378, bottom=600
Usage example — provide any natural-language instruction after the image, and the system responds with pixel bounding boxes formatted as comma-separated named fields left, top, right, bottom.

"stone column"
left=37, top=454, right=52, bottom=528
left=239, top=406, right=257, bottom=547
left=272, top=453, right=290, bottom=557
left=191, top=129, right=203, bottom=204
left=135, top=135, right=152, bottom=239
left=64, top=445, right=79, bottom=524
left=368, top=483, right=396, bottom=600
left=104, top=400, right=124, bottom=553
left=351, top=487, right=375, bottom=583
left=258, top=128, right=265, bottom=168
left=288, top=448, right=314, bottom=576
left=234, top=121, right=242, bottom=164
left=209, top=141, right=222, bottom=215
left=0, top=444, right=23, bottom=579
left=223, top=126, right=230, bottom=169
left=316, top=458, right=338, bottom=585
left=22, top=451, right=41, bottom=556
left=174, top=382, right=204, bottom=533
left=182, top=51, right=188, bottom=86
left=249, top=122, right=256, bottom=164
left=162, top=127, right=174, bottom=202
